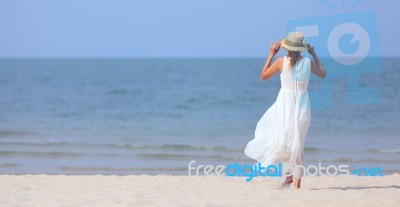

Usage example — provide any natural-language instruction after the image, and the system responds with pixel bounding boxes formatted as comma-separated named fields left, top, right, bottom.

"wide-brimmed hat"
left=280, top=32, right=309, bottom=52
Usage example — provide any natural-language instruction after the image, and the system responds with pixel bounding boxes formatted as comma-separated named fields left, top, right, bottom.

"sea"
left=0, top=58, right=399, bottom=175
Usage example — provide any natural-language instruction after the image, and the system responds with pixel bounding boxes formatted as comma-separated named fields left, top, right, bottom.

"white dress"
left=244, top=56, right=311, bottom=171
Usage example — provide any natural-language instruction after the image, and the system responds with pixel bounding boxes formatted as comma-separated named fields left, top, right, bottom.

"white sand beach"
left=0, top=173, right=399, bottom=207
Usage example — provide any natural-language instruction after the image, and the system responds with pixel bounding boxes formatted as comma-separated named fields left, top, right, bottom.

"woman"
left=244, top=32, right=326, bottom=189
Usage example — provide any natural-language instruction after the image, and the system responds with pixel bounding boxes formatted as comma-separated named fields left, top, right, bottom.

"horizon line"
left=0, top=55, right=398, bottom=59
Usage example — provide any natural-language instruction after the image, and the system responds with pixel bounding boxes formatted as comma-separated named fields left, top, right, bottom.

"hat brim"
left=280, top=39, right=308, bottom=52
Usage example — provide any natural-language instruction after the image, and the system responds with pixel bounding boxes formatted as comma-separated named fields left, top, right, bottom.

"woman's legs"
left=293, top=178, right=301, bottom=189
left=282, top=175, right=293, bottom=187
left=292, top=164, right=304, bottom=189
left=281, top=163, right=303, bottom=188
left=282, top=163, right=303, bottom=189
left=282, top=176, right=301, bottom=189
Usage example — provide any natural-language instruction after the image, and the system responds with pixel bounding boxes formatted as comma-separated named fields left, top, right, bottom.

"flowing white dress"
left=244, top=56, right=311, bottom=171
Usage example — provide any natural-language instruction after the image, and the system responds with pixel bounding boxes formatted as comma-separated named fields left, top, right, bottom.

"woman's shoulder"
left=276, top=56, right=285, bottom=62
left=272, top=56, right=285, bottom=63
left=301, top=56, right=311, bottom=63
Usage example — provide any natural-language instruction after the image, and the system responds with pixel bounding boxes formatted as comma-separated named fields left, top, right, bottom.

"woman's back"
left=280, top=56, right=311, bottom=93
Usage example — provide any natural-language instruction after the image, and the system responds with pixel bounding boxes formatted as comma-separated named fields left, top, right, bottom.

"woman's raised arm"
left=260, top=42, right=283, bottom=80
left=308, top=45, right=326, bottom=78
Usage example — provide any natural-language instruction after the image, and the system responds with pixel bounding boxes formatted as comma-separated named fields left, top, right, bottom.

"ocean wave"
left=148, top=144, right=242, bottom=152
left=0, top=130, right=38, bottom=137
left=0, top=150, right=83, bottom=158
left=0, top=140, right=138, bottom=148
left=137, top=153, right=238, bottom=161
left=304, top=147, right=323, bottom=152
left=0, top=140, right=244, bottom=152
left=59, top=166, right=187, bottom=172
left=0, top=163, right=19, bottom=168
left=368, top=148, right=400, bottom=154
left=0, top=150, right=120, bottom=158
left=307, top=158, right=400, bottom=163
left=107, top=89, right=141, bottom=95
left=0, top=140, right=327, bottom=159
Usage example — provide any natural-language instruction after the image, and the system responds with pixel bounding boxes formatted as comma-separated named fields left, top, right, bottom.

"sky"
left=0, top=0, right=399, bottom=58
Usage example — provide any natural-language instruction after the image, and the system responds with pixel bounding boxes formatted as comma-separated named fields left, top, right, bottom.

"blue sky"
left=0, top=0, right=399, bottom=57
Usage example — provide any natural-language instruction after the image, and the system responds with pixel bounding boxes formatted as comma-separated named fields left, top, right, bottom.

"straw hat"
left=280, top=32, right=309, bottom=52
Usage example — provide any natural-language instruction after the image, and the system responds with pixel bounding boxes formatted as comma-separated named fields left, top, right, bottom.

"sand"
left=0, top=174, right=399, bottom=207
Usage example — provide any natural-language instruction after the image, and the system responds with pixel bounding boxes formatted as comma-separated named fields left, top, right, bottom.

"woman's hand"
left=270, top=42, right=281, bottom=56
left=308, top=44, right=326, bottom=78
left=307, top=44, right=315, bottom=55
left=261, top=42, right=282, bottom=80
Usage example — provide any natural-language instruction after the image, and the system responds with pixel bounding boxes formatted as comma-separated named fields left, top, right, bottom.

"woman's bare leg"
left=293, top=178, right=301, bottom=189
left=282, top=175, right=293, bottom=187
left=292, top=164, right=303, bottom=189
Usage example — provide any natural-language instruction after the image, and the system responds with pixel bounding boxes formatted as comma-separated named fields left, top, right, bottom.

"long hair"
left=288, top=51, right=301, bottom=68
